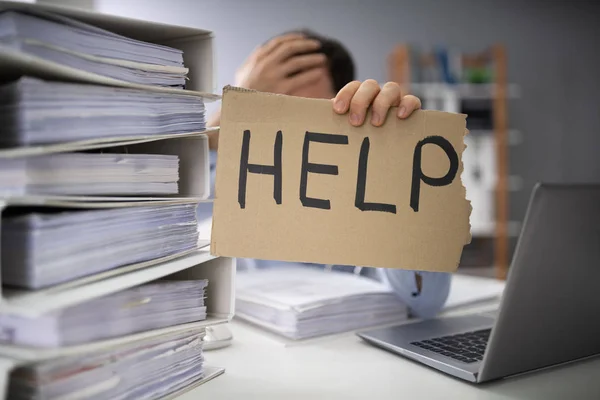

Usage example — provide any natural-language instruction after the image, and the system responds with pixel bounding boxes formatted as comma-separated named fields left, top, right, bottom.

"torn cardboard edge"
left=211, top=86, right=472, bottom=273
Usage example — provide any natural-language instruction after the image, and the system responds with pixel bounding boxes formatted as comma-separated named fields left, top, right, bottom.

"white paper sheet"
left=235, top=266, right=408, bottom=339
left=444, top=274, right=505, bottom=310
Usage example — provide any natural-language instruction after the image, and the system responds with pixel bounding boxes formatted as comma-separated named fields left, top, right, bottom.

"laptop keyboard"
left=410, top=328, right=491, bottom=364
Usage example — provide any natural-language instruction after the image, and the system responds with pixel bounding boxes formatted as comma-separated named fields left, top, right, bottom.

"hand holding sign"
left=211, top=86, right=471, bottom=273
left=333, top=80, right=422, bottom=126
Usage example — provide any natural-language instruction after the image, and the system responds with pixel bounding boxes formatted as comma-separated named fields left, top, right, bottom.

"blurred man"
left=206, top=30, right=450, bottom=318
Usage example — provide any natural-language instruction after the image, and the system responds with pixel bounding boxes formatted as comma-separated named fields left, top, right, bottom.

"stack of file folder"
left=7, top=326, right=208, bottom=400
left=0, top=9, right=189, bottom=87
left=235, top=266, right=409, bottom=340
left=0, top=77, right=205, bottom=146
left=0, top=75, right=210, bottom=198
left=0, top=152, right=180, bottom=196
left=0, top=2, right=218, bottom=398
left=2, top=202, right=200, bottom=289
left=0, top=279, right=208, bottom=347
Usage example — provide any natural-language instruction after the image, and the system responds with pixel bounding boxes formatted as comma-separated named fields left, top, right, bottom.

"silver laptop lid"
left=479, top=183, right=600, bottom=382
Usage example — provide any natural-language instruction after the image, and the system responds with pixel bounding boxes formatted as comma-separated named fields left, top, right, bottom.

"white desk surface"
left=183, top=313, right=600, bottom=400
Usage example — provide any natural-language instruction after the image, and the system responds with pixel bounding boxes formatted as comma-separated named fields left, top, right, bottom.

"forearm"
left=377, top=269, right=451, bottom=319
left=207, top=107, right=221, bottom=150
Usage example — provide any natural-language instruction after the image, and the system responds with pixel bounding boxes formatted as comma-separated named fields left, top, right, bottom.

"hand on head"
left=235, top=31, right=422, bottom=127
left=235, top=33, right=329, bottom=96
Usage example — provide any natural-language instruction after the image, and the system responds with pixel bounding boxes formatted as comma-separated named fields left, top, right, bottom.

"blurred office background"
left=37, top=0, right=600, bottom=277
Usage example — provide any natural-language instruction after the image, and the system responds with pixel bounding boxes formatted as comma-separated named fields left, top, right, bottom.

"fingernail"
left=334, top=99, right=345, bottom=113
left=350, top=113, right=361, bottom=125
left=398, top=106, right=407, bottom=118
left=371, top=112, right=381, bottom=126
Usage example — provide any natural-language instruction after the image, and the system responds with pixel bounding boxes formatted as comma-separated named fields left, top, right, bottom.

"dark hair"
left=281, top=29, right=355, bottom=93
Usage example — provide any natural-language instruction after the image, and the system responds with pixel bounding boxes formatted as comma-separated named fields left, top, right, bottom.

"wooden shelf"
left=408, top=83, right=520, bottom=100
left=388, top=43, right=516, bottom=280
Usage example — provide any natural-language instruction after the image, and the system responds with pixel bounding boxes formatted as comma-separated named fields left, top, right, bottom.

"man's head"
left=284, top=29, right=355, bottom=99
left=235, top=29, right=355, bottom=100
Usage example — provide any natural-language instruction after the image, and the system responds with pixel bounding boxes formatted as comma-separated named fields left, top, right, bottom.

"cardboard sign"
left=211, top=86, right=471, bottom=272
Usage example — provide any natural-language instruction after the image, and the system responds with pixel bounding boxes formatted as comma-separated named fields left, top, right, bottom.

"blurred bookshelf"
left=388, top=44, right=521, bottom=280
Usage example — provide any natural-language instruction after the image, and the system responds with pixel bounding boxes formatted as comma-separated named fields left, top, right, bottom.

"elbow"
left=381, top=269, right=452, bottom=319
left=408, top=286, right=450, bottom=319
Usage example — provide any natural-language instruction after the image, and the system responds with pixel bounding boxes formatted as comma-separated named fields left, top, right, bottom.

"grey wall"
left=97, top=0, right=600, bottom=224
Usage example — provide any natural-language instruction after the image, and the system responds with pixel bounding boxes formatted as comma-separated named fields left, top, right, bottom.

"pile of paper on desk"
left=235, top=266, right=408, bottom=340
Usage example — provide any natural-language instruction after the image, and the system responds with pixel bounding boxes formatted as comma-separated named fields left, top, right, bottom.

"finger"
left=258, top=33, right=306, bottom=58
left=283, top=67, right=327, bottom=94
left=266, top=38, right=322, bottom=65
left=280, top=53, right=327, bottom=77
left=370, top=82, right=403, bottom=126
left=332, top=80, right=361, bottom=114
left=397, top=94, right=422, bottom=119
left=348, top=79, right=381, bottom=126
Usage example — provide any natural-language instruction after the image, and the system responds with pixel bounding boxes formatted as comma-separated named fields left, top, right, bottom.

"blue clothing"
left=200, top=151, right=451, bottom=318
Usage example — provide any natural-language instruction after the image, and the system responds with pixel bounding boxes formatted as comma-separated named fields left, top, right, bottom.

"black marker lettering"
left=238, top=129, right=283, bottom=209
left=300, top=132, right=349, bottom=209
left=355, top=137, right=397, bottom=213
left=410, top=135, right=459, bottom=212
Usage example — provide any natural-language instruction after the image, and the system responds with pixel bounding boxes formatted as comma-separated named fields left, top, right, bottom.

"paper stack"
left=0, top=279, right=208, bottom=347
left=2, top=202, right=200, bottom=288
left=0, top=75, right=209, bottom=195
left=0, top=152, right=180, bottom=196
left=0, top=9, right=188, bottom=87
left=7, top=326, right=208, bottom=400
left=235, top=266, right=408, bottom=340
left=0, top=77, right=205, bottom=146
left=0, top=2, right=226, bottom=398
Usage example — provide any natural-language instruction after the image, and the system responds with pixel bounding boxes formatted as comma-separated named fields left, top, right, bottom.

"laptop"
left=357, top=183, right=600, bottom=383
